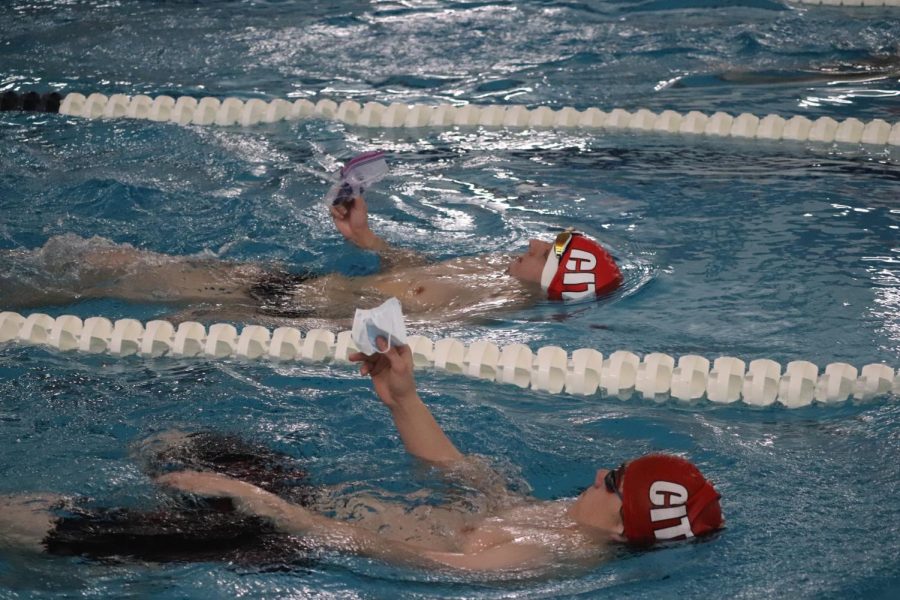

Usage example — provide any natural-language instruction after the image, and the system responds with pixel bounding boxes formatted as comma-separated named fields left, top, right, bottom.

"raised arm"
left=329, top=196, right=429, bottom=270
left=350, top=341, right=523, bottom=502
left=349, top=337, right=462, bottom=464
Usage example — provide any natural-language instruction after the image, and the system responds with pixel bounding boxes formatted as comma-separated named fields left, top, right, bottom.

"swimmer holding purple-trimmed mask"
left=2, top=152, right=623, bottom=324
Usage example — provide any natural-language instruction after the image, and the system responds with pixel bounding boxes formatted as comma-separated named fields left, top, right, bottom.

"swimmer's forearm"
left=352, top=228, right=429, bottom=269
left=355, top=231, right=429, bottom=268
left=389, top=392, right=463, bottom=464
left=351, top=229, right=390, bottom=252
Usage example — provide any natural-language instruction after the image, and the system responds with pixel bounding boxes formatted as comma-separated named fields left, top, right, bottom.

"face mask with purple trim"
left=324, top=151, right=389, bottom=206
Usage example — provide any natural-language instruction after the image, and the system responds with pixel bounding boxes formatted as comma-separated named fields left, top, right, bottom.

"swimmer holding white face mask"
left=158, top=334, right=724, bottom=574
left=0, top=330, right=724, bottom=575
left=0, top=153, right=622, bottom=324
left=149, top=304, right=723, bottom=574
left=0, top=301, right=717, bottom=575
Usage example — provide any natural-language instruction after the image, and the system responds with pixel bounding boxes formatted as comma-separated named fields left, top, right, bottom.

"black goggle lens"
left=604, top=463, right=626, bottom=500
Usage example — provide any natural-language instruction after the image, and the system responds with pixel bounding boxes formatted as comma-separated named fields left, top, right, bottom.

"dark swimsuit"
left=247, top=271, right=317, bottom=319
left=43, top=432, right=318, bottom=566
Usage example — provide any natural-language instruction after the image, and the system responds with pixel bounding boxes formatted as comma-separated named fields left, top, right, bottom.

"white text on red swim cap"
left=561, top=249, right=596, bottom=297
left=648, top=481, right=694, bottom=541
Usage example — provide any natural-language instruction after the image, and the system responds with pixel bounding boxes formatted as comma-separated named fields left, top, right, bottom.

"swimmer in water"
left=161, top=338, right=723, bottom=573
left=0, top=198, right=621, bottom=325
left=0, top=338, right=723, bottom=578
left=0, top=337, right=723, bottom=575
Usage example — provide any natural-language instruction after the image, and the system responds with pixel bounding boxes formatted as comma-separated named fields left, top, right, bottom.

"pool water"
left=2, top=0, right=899, bottom=598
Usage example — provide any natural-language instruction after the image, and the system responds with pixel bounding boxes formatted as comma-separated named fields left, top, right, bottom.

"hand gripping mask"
left=621, top=454, right=724, bottom=546
left=540, top=230, right=622, bottom=301
left=351, top=297, right=408, bottom=355
left=325, top=151, right=389, bottom=206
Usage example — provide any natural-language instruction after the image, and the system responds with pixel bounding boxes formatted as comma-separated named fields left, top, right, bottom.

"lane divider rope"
left=1, top=311, right=896, bottom=408
left=3, top=90, right=898, bottom=148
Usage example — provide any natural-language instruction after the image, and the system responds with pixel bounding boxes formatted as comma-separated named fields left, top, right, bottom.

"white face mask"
left=351, top=297, right=407, bottom=355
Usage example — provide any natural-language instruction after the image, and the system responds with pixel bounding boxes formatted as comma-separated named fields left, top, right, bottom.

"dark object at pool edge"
left=1, top=91, right=62, bottom=113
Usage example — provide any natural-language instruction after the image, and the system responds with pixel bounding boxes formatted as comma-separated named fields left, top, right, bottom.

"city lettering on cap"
left=648, top=480, right=694, bottom=541
left=561, top=248, right=597, bottom=297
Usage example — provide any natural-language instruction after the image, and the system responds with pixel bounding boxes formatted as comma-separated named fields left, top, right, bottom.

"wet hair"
left=44, top=506, right=319, bottom=566
left=145, top=431, right=315, bottom=506
left=44, top=431, right=319, bottom=566
left=247, top=270, right=317, bottom=319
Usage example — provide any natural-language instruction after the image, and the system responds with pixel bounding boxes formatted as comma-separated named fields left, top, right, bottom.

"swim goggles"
left=553, top=227, right=579, bottom=258
left=604, top=462, right=626, bottom=501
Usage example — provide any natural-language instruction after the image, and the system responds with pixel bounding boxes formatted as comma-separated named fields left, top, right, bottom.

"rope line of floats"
left=2, top=90, right=898, bottom=148
left=1, top=311, right=896, bottom=409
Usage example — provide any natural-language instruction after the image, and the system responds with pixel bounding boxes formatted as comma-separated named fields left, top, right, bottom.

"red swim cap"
left=621, top=454, right=723, bottom=545
left=541, top=231, right=622, bottom=301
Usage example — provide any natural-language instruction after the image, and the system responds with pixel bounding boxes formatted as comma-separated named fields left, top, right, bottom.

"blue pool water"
left=2, top=0, right=900, bottom=598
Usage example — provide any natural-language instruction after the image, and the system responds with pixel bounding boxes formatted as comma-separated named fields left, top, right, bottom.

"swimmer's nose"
left=594, top=468, right=610, bottom=489
left=527, top=239, right=542, bottom=254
